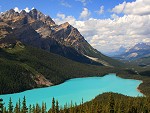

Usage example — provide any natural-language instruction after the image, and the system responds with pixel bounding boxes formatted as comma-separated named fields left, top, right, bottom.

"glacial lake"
left=0, top=74, right=143, bottom=108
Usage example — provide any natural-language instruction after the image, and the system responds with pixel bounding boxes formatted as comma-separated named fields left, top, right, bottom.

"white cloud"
left=111, top=14, right=119, bottom=19
left=112, top=0, right=150, bottom=15
left=54, top=0, right=150, bottom=53
left=76, top=0, right=91, bottom=6
left=54, top=14, right=150, bottom=53
left=57, top=13, right=66, bottom=19
left=79, top=8, right=91, bottom=20
left=95, top=6, right=104, bottom=15
left=60, top=0, right=71, bottom=8
left=54, top=13, right=76, bottom=25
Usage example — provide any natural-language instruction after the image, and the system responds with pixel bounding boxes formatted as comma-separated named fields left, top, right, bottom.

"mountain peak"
left=28, top=8, right=55, bottom=25
left=8, top=9, right=15, bottom=13
left=1, top=9, right=19, bottom=18
left=29, top=8, right=43, bottom=20
left=0, top=8, right=123, bottom=67
left=59, top=22, right=71, bottom=29
left=20, top=10, right=27, bottom=15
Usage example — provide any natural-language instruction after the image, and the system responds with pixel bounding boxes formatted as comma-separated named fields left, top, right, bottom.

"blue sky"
left=0, top=0, right=150, bottom=53
left=0, top=0, right=134, bottom=19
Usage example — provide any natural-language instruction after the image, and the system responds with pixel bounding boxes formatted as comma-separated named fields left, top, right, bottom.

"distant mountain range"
left=111, top=42, right=150, bottom=66
left=0, top=8, right=123, bottom=67
left=105, top=46, right=126, bottom=57
left=113, top=43, right=150, bottom=60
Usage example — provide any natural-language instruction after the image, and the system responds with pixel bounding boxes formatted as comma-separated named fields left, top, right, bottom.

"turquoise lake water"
left=0, top=74, right=143, bottom=108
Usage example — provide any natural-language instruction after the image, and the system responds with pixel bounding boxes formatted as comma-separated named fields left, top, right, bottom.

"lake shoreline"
left=137, top=80, right=145, bottom=97
left=0, top=73, right=144, bottom=96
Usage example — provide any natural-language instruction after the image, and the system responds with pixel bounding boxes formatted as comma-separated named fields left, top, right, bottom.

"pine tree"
left=69, top=101, right=73, bottom=113
left=14, top=103, right=19, bottom=113
left=18, top=98, right=21, bottom=113
left=28, top=105, right=32, bottom=113
left=129, top=106, right=137, bottom=113
left=35, top=103, right=41, bottom=113
left=32, top=105, right=36, bottom=113
left=55, top=100, right=59, bottom=113
left=21, top=96, right=28, bottom=113
left=51, top=97, right=55, bottom=113
left=0, top=98, right=4, bottom=113
left=81, top=98, right=84, bottom=113
left=108, top=93, right=115, bottom=113
left=42, top=102, right=46, bottom=113
left=8, top=98, right=13, bottom=113
left=3, top=107, right=7, bottom=113
left=119, top=100, right=124, bottom=113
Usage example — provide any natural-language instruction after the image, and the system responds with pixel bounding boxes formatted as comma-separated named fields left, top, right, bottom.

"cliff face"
left=0, top=8, right=123, bottom=67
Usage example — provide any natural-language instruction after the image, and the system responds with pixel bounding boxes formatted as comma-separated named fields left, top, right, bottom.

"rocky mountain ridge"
left=0, top=8, right=123, bottom=67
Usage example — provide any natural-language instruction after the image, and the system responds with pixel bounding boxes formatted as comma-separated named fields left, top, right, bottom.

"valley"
left=0, top=6, right=150, bottom=113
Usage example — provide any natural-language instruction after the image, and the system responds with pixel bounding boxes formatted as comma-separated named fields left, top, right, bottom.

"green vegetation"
left=0, top=42, right=150, bottom=95
left=0, top=43, right=114, bottom=94
left=0, top=93, right=150, bottom=113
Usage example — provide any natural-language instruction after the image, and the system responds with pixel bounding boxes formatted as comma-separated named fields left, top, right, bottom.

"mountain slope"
left=0, top=8, right=124, bottom=67
left=114, top=43, right=150, bottom=61
left=1, top=39, right=119, bottom=94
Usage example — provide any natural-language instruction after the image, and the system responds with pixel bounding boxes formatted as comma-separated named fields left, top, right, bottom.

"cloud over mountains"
left=54, top=0, right=150, bottom=53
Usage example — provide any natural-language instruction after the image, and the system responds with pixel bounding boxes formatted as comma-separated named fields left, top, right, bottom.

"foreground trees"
left=0, top=93, right=150, bottom=113
left=0, top=99, right=4, bottom=113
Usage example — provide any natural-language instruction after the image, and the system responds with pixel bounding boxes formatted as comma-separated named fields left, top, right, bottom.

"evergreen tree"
left=28, top=105, right=32, bottom=113
left=51, top=97, right=55, bottom=113
left=3, top=107, right=7, bottom=113
left=35, top=103, right=41, bottom=113
left=119, top=100, right=124, bottom=113
left=55, top=100, right=59, bottom=113
left=8, top=98, right=13, bottom=113
left=21, top=96, right=28, bottom=113
left=32, top=105, right=36, bottom=113
left=0, top=99, right=4, bottom=113
left=42, top=102, right=46, bottom=113
left=129, top=106, right=137, bottom=113
left=69, top=101, right=73, bottom=113
left=14, top=103, right=19, bottom=113
left=18, top=98, right=21, bottom=113
left=108, top=93, right=115, bottom=113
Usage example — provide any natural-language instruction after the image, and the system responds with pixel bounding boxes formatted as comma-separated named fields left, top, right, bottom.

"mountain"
left=114, top=43, right=150, bottom=61
left=105, top=46, right=126, bottom=57
left=0, top=8, right=123, bottom=67
left=131, top=56, right=150, bottom=67
left=0, top=40, right=124, bottom=94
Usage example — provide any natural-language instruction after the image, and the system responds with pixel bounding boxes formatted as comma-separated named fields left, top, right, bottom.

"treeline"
left=0, top=93, right=150, bottom=113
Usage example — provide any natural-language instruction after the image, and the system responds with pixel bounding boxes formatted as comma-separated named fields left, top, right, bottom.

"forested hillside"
left=0, top=41, right=115, bottom=94
left=0, top=93, right=150, bottom=113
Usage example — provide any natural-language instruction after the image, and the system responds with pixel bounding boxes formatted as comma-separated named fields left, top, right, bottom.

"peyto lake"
left=0, top=74, right=143, bottom=108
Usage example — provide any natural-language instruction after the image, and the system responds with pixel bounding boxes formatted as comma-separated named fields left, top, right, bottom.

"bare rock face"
left=0, top=22, right=12, bottom=38
left=33, top=74, right=53, bottom=86
left=28, top=9, right=55, bottom=26
left=0, top=8, right=123, bottom=67
left=0, top=9, right=19, bottom=19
